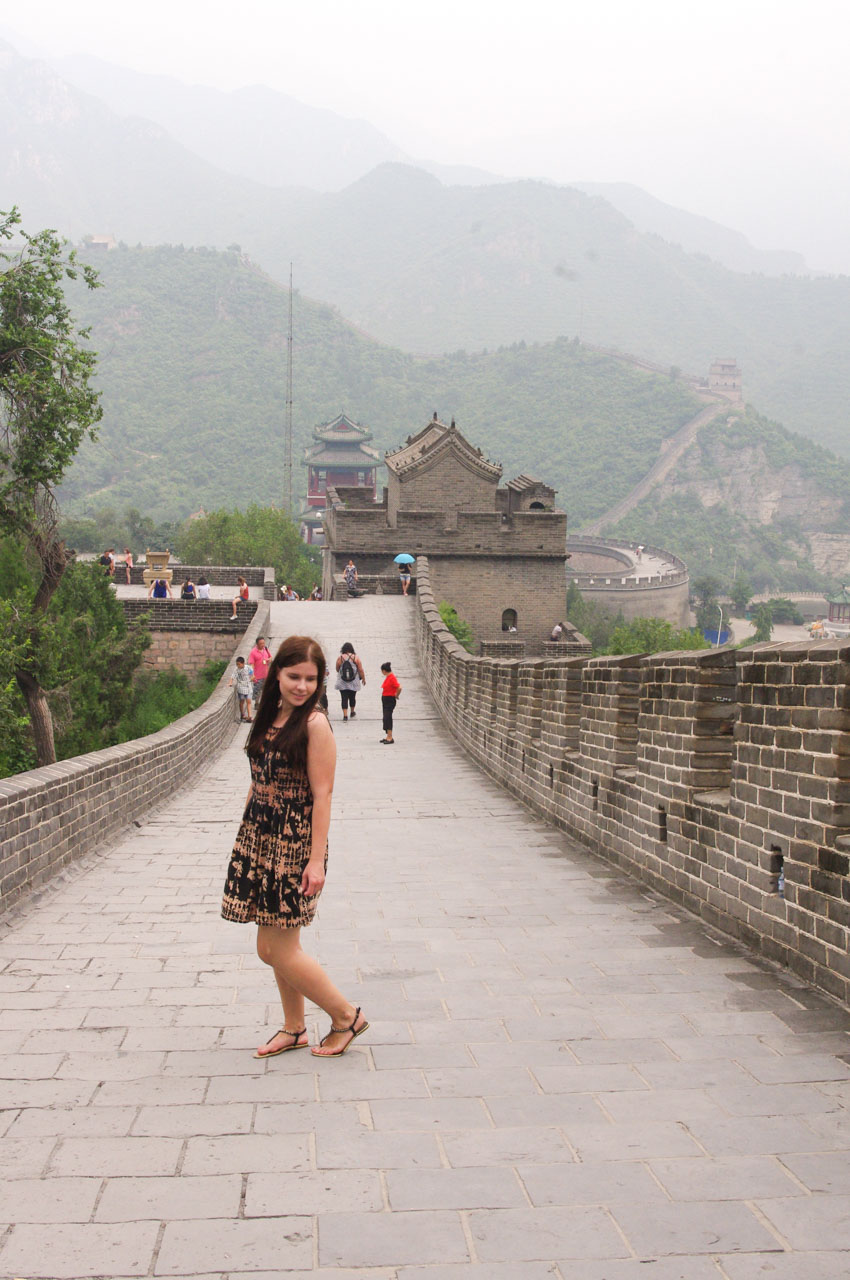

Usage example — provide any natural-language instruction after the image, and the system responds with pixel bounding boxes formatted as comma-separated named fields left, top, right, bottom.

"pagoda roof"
left=827, top=585, right=850, bottom=606
left=386, top=416, right=502, bottom=483
left=303, top=442, right=381, bottom=467
left=311, top=412, right=374, bottom=445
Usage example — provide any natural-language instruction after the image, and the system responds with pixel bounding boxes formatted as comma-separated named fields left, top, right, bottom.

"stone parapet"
left=415, top=555, right=850, bottom=1006
left=0, top=606, right=270, bottom=914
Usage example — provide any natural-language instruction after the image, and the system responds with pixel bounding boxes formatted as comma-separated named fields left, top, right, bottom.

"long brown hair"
left=246, top=635, right=327, bottom=768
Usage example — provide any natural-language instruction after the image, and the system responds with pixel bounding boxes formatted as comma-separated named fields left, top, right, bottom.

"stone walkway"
left=2, top=597, right=850, bottom=1279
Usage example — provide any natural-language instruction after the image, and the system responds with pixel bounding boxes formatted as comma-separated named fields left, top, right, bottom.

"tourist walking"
left=230, top=576, right=249, bottom=620
left=343, top=558, right=359, bottom=596
left=221, top=635, right=368, bottom=1058
left=380, top=661, right=402, bottom=744
left=334, top=642, right=365, bottom=721
left=229, top=656, right=254, bottom=722
left=398, top=563, right=411, bottom=596
left=123, top=548, right=133, bottom=585
left=249, top=635, right=272, bottom=711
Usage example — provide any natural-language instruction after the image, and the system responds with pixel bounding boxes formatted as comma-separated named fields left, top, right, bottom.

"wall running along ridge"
left=0, top=605, right=270, bottom=915
left=415, top=558, right=850, bottom=1006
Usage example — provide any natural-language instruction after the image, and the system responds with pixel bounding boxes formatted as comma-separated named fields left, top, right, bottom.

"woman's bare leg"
left=254, top=954, right=308, bottom=1056
left=256, top=925, right=365, bottom=1054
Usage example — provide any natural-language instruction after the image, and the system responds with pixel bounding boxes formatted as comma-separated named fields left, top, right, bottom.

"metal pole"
left=715, top=602, right=723, bottom=647
left=284, top=263, right=293, bottom=514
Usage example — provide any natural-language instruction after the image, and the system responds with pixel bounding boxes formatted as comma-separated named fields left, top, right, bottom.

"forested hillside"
left=607, top=409, right=850, bottom=589
left=60, top=243, right=703, bottom=525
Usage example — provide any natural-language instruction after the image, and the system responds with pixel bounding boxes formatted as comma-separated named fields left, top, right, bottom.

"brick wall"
left=144, top=631, right=241, bottom=674
left=415, top=557, right=850, bottom=1006
left=0, top=606, right=270, bottom=915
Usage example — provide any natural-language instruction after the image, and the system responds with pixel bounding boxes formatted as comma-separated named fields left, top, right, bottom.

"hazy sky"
left=4, top=0, right=849, bottom=271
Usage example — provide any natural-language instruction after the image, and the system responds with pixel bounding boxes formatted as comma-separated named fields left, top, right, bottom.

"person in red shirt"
left=248, top=635, right=272, bottom=711
left=380, top=662, right=402, bottom=744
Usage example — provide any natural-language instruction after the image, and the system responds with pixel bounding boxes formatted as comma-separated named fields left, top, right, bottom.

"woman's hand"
left=301, top=857, right=326, bottom=897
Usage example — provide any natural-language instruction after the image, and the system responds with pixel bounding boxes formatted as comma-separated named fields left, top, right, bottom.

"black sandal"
left=253, top=1027, right=308, bottom=1059
left=311, top=1007, right=369, bottom=1057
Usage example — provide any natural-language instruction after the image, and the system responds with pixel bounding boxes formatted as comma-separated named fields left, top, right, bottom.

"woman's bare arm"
left=302, top=712, right=337, bottom=896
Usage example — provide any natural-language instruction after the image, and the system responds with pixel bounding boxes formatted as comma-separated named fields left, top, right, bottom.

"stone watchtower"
left=708, top=357, right=743, bottom=402
left=322, top=416, right=568, bottom=654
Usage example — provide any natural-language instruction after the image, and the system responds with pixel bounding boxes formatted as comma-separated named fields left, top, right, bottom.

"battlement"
left=415, top=557, right=850, bottom=1006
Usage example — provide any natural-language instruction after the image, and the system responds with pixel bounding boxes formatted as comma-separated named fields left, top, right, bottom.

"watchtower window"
left=529, top=501, right=545, bottom=510
left=501, top=608, right=518, bottom=632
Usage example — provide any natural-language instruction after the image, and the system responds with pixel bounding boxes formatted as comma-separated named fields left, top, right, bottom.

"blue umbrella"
left=394, top=553, right=415, bottom=564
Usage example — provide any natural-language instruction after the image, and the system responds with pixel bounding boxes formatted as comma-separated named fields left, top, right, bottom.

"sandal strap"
left=327, top=1006, right=361, bottom=1036
left=266, top=1027, right=306, bottom=1045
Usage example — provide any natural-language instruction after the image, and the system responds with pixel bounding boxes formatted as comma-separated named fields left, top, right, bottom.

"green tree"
left=566, top=581, right=624, bottom=654
left=0, top=549, right=150, bottom=773
left=0, top=208, right=102, bottom=764
left=177, top=505, right=320, bottom=596
left=438, top=601, right=475, bottom=652
left=729, top=574, right=754, bottom=615
left=691, top=575, right=723, bottom=633
left=751, top=602, right=774, bottom=643
left=606, top=617, right=708, bottom=655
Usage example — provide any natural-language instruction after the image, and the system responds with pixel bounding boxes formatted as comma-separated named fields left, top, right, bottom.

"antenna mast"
left=284, top=263, right=294, bottom=513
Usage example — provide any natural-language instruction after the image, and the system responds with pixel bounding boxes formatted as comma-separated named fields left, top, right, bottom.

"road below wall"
left=2, top=596, right=850, bottom=1277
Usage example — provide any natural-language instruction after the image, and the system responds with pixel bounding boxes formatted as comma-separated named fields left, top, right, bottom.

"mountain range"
left=57, top=242, right=850, bottom=593
left=1, top=40, right=846, bottom=464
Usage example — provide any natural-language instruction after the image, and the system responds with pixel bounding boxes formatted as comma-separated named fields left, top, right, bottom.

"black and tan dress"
left=221, top=731, right=325, bottom=928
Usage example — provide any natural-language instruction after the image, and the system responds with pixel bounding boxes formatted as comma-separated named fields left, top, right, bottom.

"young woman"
left=221, top=635, right=368, bottom=1058
left=230, top=577, right=249, bottom=620
left=334, top=641, right=366, bottom=721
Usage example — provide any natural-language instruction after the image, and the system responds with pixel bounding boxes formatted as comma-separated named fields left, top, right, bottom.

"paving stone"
left=132, top=1103, right=254, bottom=1136
left=8, top=1104, right=136, bottom=1137
left=441, top=1127, right=574, bottom=1166
left=718, top=1253, right=850, bottom=1279
left=244, top=1169, right=383, bottom=1216
left=0, top=1176, right=101, bottom=1222
left=156, top=1217, right=313, bottom=1274
left=386, top=1166, right=526, bottom=1210
left=49, top=1136, right=184, bottom=1177
left=755, top=1194, right=850, bottom=1250
left=518, top=1160, right=668, bottom=1207
left=0, top=1135, right=56, bottom=1178
left=649, top=1155, right=802, bottom=1200
left=369, top=1098, right=491, bottom=1130
left=564, top=1120, right=702, bottom=1162
left=398, top=1266, right=560, bottom=1280
left=182, top=1133, right=312, bottom=1175
left=319, top=1209, right=469, bottom=1267
left=95, top=1174, right=242, bottom=1221
left=0, top=1222, right=159, bottom=1277
left=611, top=1201, right=782, bottom=1254
left=315, top=1130, right=442, bottom=1169
left=468, top=1205, right=629, bottom=1261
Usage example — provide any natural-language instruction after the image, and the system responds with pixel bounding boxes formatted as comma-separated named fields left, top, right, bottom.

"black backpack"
left=339, top=656, right=356, bottom=683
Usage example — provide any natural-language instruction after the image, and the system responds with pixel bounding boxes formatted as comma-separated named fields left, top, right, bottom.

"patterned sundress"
left=221, top=731, right=325, bottom=928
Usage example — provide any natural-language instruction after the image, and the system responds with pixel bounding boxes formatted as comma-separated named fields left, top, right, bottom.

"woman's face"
left=278, top=660, right=319, bottom=711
